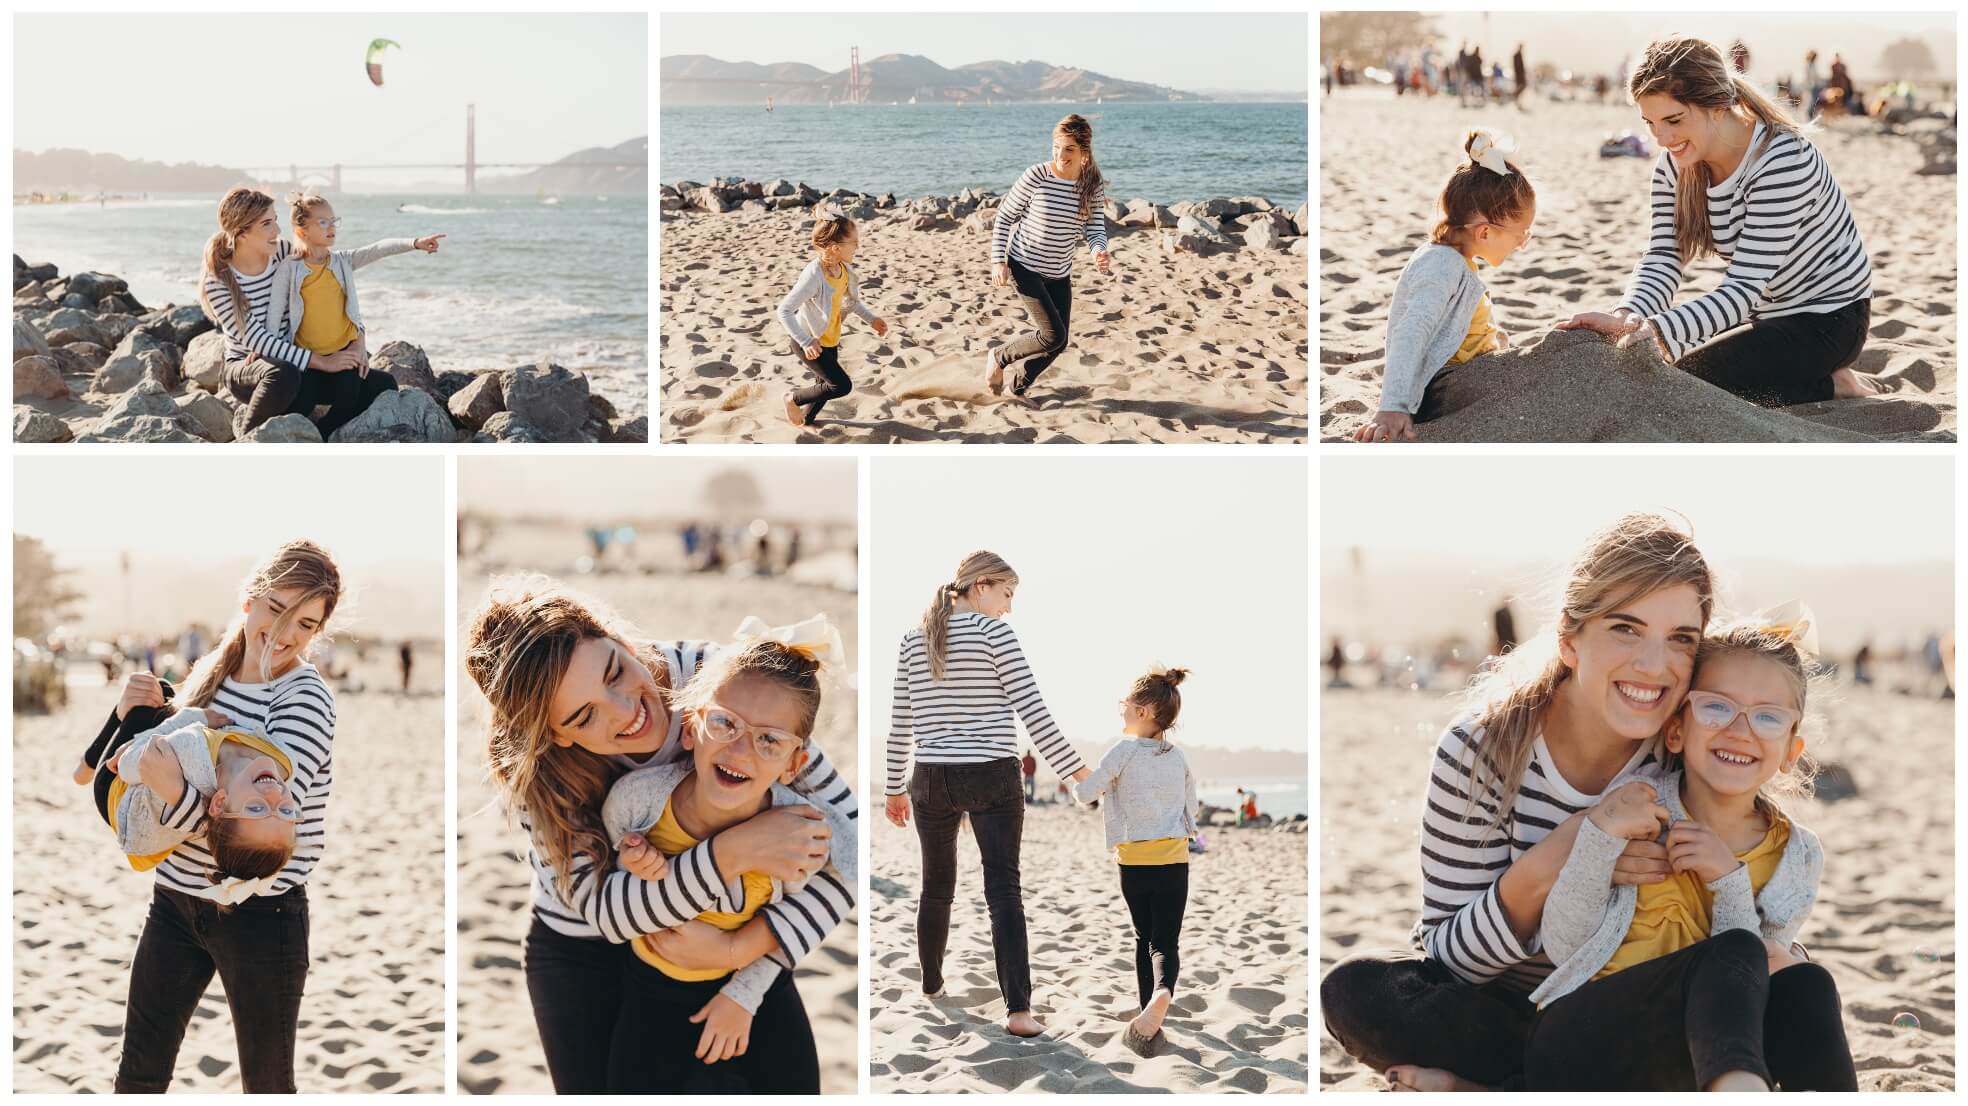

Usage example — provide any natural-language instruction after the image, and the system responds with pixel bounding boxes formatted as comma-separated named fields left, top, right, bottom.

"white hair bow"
left=1468, top=130, right=1517, bottom=176
left=212, top=874, right=282, bottom=906
left=733, top=614, right=857, bottom=690
left=1748, top=600, right=1820, bottom=660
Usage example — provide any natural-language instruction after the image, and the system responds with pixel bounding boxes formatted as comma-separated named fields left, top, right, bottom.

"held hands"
left=690, top=993, right=753, bottom=1064
left=885, top=794, right=911, bottom=828
left=1353, top=410, right=1417, bottom=444
left=413, top=234, right=445, bottom=253
left=116, top=672, right=166, bottom=720
left=870, top=316, right=889, bottom=337
left=1069, top=767, right=1092, bottom=784
left=1665, top=819, right=1741, bottom=884
left=1587, top=780, right=1670, bottom=841
left=616, top=832, right=671, bottom=881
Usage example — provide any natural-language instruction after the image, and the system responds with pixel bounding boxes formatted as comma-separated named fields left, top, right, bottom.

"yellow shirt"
left=1115, top=837, right=1190, bottom=866
left=1448, top=256, right=1502, bottom=365
left=294, top=261, right=361, bottom=355
left=631, top=799, right=773, bottom=979
left=1597, top=817, right=1791, bottom=979
left=818, top=264, right=848, bottom=348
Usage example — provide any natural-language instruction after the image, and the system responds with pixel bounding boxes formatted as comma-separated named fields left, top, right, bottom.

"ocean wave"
left=394, top=204, right=496, bottom=215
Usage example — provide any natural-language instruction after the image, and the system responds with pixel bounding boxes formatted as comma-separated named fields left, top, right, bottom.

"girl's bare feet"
left=1130, top=988, right=1173, bottom=1039
left=1831, top=367, right=1885, bottom=399
left=72, top=758, right=94, bottom=785
left=782, top=393, right=804, bottom=427
left=986, top=349, right=1005, bottom=395
left=1386, top=1065, right=1488, bottom=1092
left=1706, top=1070, right=1769, bottom=1092
left=1006, top=1010, right=1045, bottom=1038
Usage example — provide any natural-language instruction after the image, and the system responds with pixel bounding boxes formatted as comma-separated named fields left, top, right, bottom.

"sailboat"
left=766, top=96, right=774, bottom=113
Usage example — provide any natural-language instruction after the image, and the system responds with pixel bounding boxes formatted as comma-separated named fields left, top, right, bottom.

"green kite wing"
left=365, top=38, right=400, bottom=87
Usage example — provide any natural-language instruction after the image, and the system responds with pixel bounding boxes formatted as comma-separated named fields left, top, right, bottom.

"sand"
left=1319, top=93, right=1957, bottom=442
left=659, top=209, right=1308, bottom=444
left=455, top=531, right=860, bottom=1094
left=12, top=647, right=446, bottom=1094
left=870, top=804, right=1310, bottom=1093
left=1319, top=684, right=1955, bottom=1092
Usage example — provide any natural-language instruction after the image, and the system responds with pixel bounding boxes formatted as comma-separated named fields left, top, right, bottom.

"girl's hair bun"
left=1159, top=666, right=1190, bottom=688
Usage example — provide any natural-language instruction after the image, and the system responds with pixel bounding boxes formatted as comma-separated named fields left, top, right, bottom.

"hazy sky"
left=13, top=13, right=647, bottom=167
left=660, top=13, right=1310, bottom=93
left=873, top=457, right=1308, bottom=754
left=458, top=457, right=856, bottom=524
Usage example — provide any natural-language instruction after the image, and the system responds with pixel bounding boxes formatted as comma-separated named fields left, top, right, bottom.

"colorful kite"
left=366, top=39, right=400, bottom=87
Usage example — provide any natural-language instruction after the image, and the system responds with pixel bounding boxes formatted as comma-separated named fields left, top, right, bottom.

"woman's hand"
left=870, top=317, right=889, bottom=337
left=1586, top=780, right=1670, bottom=840
left=414, top=234, right=445, bottom=253
left=1666, top=819, right=1740, bottom=883
left=647, top=919, right=749, bottom=972
left=116, top=672, right=165, bottom=720
left=616, top=833, right=671, bottom=881
left=885, top=794, right=911, bottom=828
left=201, top=708, right=232, bottom=729
left=1765, top=939, right=1808, bottom=974
left=1617, top=319, right=1672, bottom=360
left=1611, top=835, right=1672, bottom=885
left=689, top=993, right=753, bottom=1063
left=1555, top=311, right=1640, bottom=338
left=721, top=805, right=830, bottom=883
left=137, top=740, right=186, bottom=805
left=994, top=262, right=1012, bottom=287
left=1093, top=250, right=1112, bottom=275
left=1353, top=411, right=1417, bottom=444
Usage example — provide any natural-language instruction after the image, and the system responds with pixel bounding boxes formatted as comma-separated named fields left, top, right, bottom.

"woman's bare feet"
left=1130, top=988, right=1173, bottom=1039
left=71, top=758, right=94, bottom=785
left=1706, top=1070, right=1769, bottom=1092
left=1385, top=1065, right=1488, bottom=1092
left=782, top=393, right=804, bottom=427
left=1005, top=1010, right=1045, bottom=1038
left=1831, top=367, right=1885, bottom=399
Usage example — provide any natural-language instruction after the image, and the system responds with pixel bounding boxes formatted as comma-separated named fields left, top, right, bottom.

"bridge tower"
left=465, top=103, right=477, bottom=194
left=849, top=46, right=865, bottom=104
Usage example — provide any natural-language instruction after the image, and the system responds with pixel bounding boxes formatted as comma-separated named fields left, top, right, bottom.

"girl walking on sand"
left=776, top=215, right=888, bottom=429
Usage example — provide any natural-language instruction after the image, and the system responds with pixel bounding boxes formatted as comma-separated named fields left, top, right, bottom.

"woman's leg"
left=1763, top=962, right=1858, bottom=1091
left=1320, top=955, right=1535, bottom=1087
left=524, top=917, right=629, bottom=1092
left=1523, top=929, right=1771, bottom=1091
left=908, top=764, right=961, bottom=996
left=223, top=355, right=305, bottom=433
left=313, top=365, right=400, bottom=438
left=1013, top=274, right=1074, bottom=394
left=207, top=886, right=310, bottom=1093
left=115, top=889, right=218, bottom=1093
left=1674, top=298, right=1870, bottom=407
left=731, top=972, right=822, bottom=1092
left=789, top=343, right=852, bottom=424
left=606, top=962, right=741, bottom=1091
left=964, top=760, right=1033, bottom=1015
left=993, top=260, right=1071, bottom=389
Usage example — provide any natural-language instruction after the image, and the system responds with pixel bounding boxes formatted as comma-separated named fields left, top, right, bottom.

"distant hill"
left=14, top=148, right=243, bottom=193
left=478, top=136, right=647, bottom=194
left=661, top=52, right=1202, bottom=105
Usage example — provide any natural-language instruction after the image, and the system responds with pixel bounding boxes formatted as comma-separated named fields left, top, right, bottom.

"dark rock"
left=1813, top=762, right=1859, bottom=802
left=433, top=370, right=477, bottom=400
left=241, top=413, right=322, bottom=443
left=328, top=387, right=459, bottom=443
left=95, top=313, right=141, bottom=346
left=587, top=392, right=618, bottom=422
left=447, top=372, right=505, bottom=430
left=46, top=345, right=97, bottom=376
left=13, top=405, right=72, bottom=443
left=765, top=179, right=795, bottom=197
left=370, top=341, right=439, bottom=402
left=154, top=304, right=214, bottom=346
left=64, top=271, right=128, bottom=303
left=876, top=192, right=896, bottom=209
left=606, top=415, right=649, bottom=443
left=99, top=292, right=146, bottom=315
left=141, top=348, right=184, bottom=391
left=659, top=193, right=686, bottom=211
left=501, top=363, right=589, bottom=438
left=14, top=355, right=68, bottom=400
left=18, top=259, right=59, bottom=285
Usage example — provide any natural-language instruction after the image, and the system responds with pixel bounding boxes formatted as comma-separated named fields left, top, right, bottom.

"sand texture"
left=1320, top=685, right=1954, bottom=1091
left=12, top=649, right=445, bottom=1093
left=1319, top=94, right=1955, bottom=442
left=871, top=805, right=1309, bottom=1093
left=660, top=210, right=1308, bottom=443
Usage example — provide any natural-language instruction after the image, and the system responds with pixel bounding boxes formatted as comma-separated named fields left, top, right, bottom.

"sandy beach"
left=659, top=207, right=1309, bottom=444
left=455, top=535, right=859, bottom=1094
left=1319, top=684, right=1955, bottom=1091
left=1318, top=93, right=1956, bottom=442
left=12, top=648, right=445, bottom=1094
left=870, top=804, right=1309, bottom=1093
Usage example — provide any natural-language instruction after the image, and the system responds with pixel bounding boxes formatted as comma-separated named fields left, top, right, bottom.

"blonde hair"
left=1432, top=129, right=1537, bottom=248
left=670, top=639, right=824, bottom=742
left=812, top=215, right=855, bottom=255
left=1460, top=514, right=1715, bottom=833
left=1629, top=36, right=1806, bottom=263
left=1054, top=114, right=1104, bottom=222
left=287, top=188, right=331, bottom=232
left=182, top=540, right=343, bottom=709
left=1127, top=666, right=1190, bottom=735
left=922, top=551, right=1018, bottom=680
left=1683, top=624, right=1824, bottom=820
left=199, top=187, right=277, bottom=331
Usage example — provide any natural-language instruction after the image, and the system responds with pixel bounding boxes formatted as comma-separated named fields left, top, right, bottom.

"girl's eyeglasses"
left=1685, top=691, right=1799, bottom=740
left=221, top=796, right=304, bottom=823
left=316, top=217, right=343, bottom=230
left=696, top=704, right=804, bottom=762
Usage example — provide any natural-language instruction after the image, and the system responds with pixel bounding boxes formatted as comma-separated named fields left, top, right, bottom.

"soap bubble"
left=1892, top=1012, right=1921, bottom=1032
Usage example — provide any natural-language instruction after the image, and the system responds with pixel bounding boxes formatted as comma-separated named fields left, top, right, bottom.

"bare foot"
left=782, top=393, right=804, bottom=427
left=1706, top=1070, right=1769, bottom=1092
left=72, top=759, right=94, bottom=785
left=1006, top=1010, right=1045, bottom=1037
left=986, top=351, right=1005, bottom=396
left=1831, top=367, right=1885, bottom=399
left=1007, top=390, right=1039, bottom=410
left=1386, top=1065, right=1488, bottom=1092
left=1130, top=988, right=1173, bottom=1038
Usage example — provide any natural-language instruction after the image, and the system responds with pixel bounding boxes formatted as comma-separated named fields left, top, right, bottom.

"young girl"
left=776, top=215, right=887, bottom=428
left=599, top=631, right=853, bottom=1090
left=1355, top=129, right=1537, bottom=443
left=1071, top=666, right=1199, bottom=1058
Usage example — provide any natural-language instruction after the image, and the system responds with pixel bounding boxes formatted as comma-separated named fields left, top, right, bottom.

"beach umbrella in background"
left=366, top=38, right=401, bottom=87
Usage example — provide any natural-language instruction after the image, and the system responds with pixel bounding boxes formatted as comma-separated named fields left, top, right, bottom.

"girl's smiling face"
left=684, top=672, right=810, bottom=818
left=1470, top=200, right=1535, bottom=268
left=547, top=636, right=668, bottom=757
left=1637, top=93, right=1729, bottom=168
left=1668, top=650, right=1803, bottom=799
left=295, top=202, right=338, bottom=251
left=1558, top=583, right=1703, bottom=741
left=211, top=754, right=300, bottom=851
left=239, top=587, right=328, bottom=681
left=824, top=225, right=859, bottom=266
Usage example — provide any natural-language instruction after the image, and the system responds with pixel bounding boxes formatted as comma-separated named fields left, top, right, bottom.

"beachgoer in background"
left=1512, top=47, right=1528, bottom=108
left=1493, top=599, right=1519, bottom=657
left=776, top=215, right=888, bottom=429
left=1022, top=751, right=1038, bottom=803
left=399, top=641, right=413, bottom=692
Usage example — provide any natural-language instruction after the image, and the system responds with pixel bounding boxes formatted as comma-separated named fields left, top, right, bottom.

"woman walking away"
left=1073, top=666, right=1198, bottom=1058
left=984, top=114, right=1113, bottom=406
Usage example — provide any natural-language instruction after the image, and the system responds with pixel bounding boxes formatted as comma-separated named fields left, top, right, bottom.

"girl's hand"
left=722, top=805, right=830, bottom=883
left=689, top=993, right=753, bottom=1064
left=870, top=316, right=889, bottom=337
left=1069, top=767, right=1092, bottom=784
left=1555, top=311, right=1638, bottom=338
left=647, top=919, right=741, bottom=972
left=1765, top=939, right=1808, bottom=974
left=136, top=740, right=186, bottom=804
left=1666, top=820, right=1740, bottom=883
left=1586, top=780, right=1670, bottom=840
left=1496, top=326, right=1511, bottom=349
left=1610, top=835, right=1672, bottom=885
left=994, top=262, right=1012, bottom=287
left=616, top=833, right=670, bottom=881
left=351, top=337, right=370, bottom=379
left=314, top=348, right=360, bottom=374
left=1353, top=411, right=1417, bottom=444
left=802, top=343, right=822, bottom=361
left=116, top=672, right=165, bottom=720
left=1093, top=250, right=1112, bottom=275
left=414, top=234, right=445, bottom=253
left=201, top=708, right=232, bottom=729
left=885, top=794, right=911, bottom=828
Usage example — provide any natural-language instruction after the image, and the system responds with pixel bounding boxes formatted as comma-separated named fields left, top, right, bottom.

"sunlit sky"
left=873, top=457, right=1308, bottom=754
left=14, top=14, right=647, bottom=167
left=660, top=13, right=1309, bottom=93
left=458, top=457, right=855, bottom=524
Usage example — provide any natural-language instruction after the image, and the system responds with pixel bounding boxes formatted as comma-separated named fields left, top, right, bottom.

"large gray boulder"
left=501, top=363, right=589, bottom=439
left=183, top=331, right=228, bottom=392
left=688, top=186, right=734, bottom=213
left=95, top=313, right=141, bottom=346
left=473, top=412, right=549, bottom=443
left=1243, top=211, right=1293, bottom=251
left=606, top=415, right=649, bottom=444
left=46, top=344, right=99, bottom=377
left=1176, top=214, right=1232, bottom=244
left=64, top=271, right=127, bottom=303
left=1291, top=202, right=1310, bottom=237
left=328, top=386, right=458, bottom=443
left=369, top=341, right=440, bottom=402
left=177, top=391, right=236, bottom=443
left=447, top=372, right=505, bottom=431
left=99, top=378, right=183, bottom=423
left=148, top=304, right=214, bottom=346
left=14, top=355, right=68, bottom=400
left=92, top=353, right=148, bottom=394
left=16, top=258, right=58, bottom=286
left=14, top=317, right=51, bottom=361
left=14, top=405, right=72, bottom=443
left=242, top=413, right=323, bottom=443
left=77, top=414, right=204, bottom=443
left=42, top=307, right=106, bottom=346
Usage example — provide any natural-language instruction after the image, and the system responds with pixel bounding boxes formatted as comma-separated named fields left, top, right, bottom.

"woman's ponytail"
left=921, top=584, right=957, bottom=681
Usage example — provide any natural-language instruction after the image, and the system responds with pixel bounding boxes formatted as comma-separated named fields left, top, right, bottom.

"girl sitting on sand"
left=1071, top=666, right=1199, bottom=1059
left=1355, top=129, right=1536, bottom=443
left=599, top=628, right=853, bottom=1090
left=776, top=215, right=888, bottom=428
left=264, top=190, right=444, bottom=436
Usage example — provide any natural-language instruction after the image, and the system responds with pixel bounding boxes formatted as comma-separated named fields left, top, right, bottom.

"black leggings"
left=606, top=954, right=820, bottom=1092
left=910, top=758, right=1031, bottom=1013
left=1676, top=297, right=1870, bottom=407
left=995, top=258, right=1073, bottom=392
left=1118, top=862, right=1188, bottom=1007
left=525, top=917, right=631, bottom=1093
left=225, top=352, right=398, bottom=436
left=788, top=339, right=852, bottom=423
left=88, top=697, right=178, bottom=825
left=116, top=885, right=310, bottom=1092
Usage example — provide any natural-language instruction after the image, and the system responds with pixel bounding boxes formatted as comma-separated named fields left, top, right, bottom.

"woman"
left=199, top=187, right=397, bottom=437
left=983, top=114, right=1114, bottom=406
left=1558, top=37, right=1878, bottom=407
left=106, top=540, right=342, bottom=1093
left=464, top=583, right=855, bottom=1091
left=883, top=551, right=1089, bottom=1037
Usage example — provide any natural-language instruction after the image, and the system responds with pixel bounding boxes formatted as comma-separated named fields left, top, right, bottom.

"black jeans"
left=116, top=885, right=310, bottom=1092
left=910, top=758, right=1031, bottom=1012
left=1320, top=953, right=1537, bottom=1088
left=788, top=339, right=852, bottom=423
left=225, top=352, right=398, bottom=436
left=995, top=258, right=1073, bottom=392
left=89, top=698, right=177, bottom=825
left=1118, top=862, right=1188, bottom=1007
left=525, top=917, right=630, bottom=1093
left=1677, top=297, right=1870, bottom=407
left=607, top=955, right=820, bottom=1092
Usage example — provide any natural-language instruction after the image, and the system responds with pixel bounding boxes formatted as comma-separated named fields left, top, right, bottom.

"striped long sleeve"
left=988, top=620, right=1085, bottom=780
left=1618, top=126, right=1871, bottom=361
left=203, top=239, right=313, bottom=370
left=990, top=163, right=1109, bottom=279
left=753, top=741, right=858, bottom=969
left=885, top=639, right=915, bottom=796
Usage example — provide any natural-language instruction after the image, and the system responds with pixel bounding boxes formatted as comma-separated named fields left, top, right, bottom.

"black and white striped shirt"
left=202, top=239, right=313, bottom=371
left=152, top=663, right=335, bottom=900
left=990, top=163, right=1110, bottom=280
left=1619, top=122, right=1872, bottom=361
left=1413, top=715, right=1661, bottom=994
left=886, top=612, right=1086, bottom=795
left=527, top=640, right=858, bottom=972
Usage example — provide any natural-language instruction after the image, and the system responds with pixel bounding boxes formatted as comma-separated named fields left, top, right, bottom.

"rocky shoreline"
left=13, top=255, right=645, bottom=444
left=659, top=177, right=1311, bottom=256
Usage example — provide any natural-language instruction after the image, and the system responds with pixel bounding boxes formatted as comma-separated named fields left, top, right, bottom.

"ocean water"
left=13, top=192, right=649, bottom=414
left=1199, top=778, right=1308, bottom=820
left=660, top=101, right=1308, bottom=207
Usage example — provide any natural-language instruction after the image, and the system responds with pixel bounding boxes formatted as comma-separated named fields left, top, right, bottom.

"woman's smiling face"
left=547, top=636, right=669, bottom=757
left=1637, top=93, right=1727, bottom=167
left=238, top=587, right=327, bottom=681
left=1558, top=583, right=1704, bottom=741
